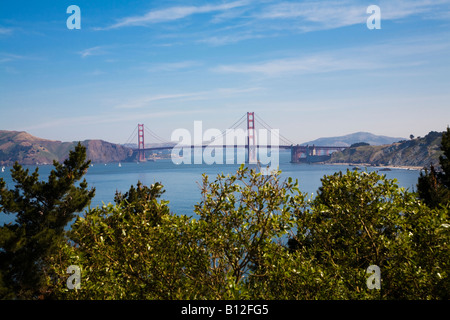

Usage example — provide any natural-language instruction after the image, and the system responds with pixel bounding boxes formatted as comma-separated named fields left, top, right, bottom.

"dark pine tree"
left=0, top=142, right=95, bottom=299
left=439, top=127, right=450, bottom=189
left=417, top=127, right=450, bottom=208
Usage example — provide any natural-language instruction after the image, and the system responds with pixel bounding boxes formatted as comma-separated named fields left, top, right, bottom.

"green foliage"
left=48, top=166, right=449, bottom=300
left=49, top=180, right=210, bottom=299
left=417, top=127, right=450, bottom=208
left=114, top=181, right=166, bottom=226
left=0, top=142, right=95, bottom=299
left=350, top=142, right=370, bottom=148
left=49, top=165, right=306, bottom=299
left=289, top=170, right=449, bottom=299
left=439, top=127, right=450, bottom=188
left=417, top=165, right=450, bottom=208
left=192, top=166, right=305, bottom=299
left=3, top=146, right=448, bottom=300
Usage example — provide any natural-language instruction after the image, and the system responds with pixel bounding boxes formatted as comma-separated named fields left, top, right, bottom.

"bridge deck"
left=133, top=145, right=348, bottom=151
left=135, top=145, right=297, bottom=151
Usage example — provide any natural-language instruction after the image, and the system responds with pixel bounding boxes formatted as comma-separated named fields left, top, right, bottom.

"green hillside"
left=0, top=130, right=133, bottom=165
left=328, top=131, right=443, bottom=168
left=0, top=131, right=72, bottom=165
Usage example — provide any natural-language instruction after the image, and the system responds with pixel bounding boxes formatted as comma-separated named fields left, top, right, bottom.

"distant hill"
left=82, top=140, right=134, bottom=164
left=301, top=132, right=405, bottom=147
left=0, top=130, right=134, bottom=165
left=328, top=131, right=443, bottom=168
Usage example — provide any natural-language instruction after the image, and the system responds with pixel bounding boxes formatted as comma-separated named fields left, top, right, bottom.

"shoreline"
left=323, top=162, right=423, bottom=171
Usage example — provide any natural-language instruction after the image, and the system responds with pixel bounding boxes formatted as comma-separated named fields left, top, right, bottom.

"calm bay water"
left=0, top=150, right=421, bottom=225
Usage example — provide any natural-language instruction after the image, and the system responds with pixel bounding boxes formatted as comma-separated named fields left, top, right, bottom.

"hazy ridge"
left=0, top=130, right=134, bottom=165
left=301, top=131, right=405, bottom=147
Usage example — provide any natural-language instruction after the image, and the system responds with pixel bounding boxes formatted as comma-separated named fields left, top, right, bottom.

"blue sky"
left=1, top=0, right=450, bottom=144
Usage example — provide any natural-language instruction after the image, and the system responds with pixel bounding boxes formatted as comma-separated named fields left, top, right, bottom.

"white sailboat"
left=118, top=162, right=122, bottom=167
left=1, top=166, right=5, bottom=173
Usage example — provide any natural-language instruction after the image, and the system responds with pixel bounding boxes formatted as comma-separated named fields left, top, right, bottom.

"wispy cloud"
left=255, top=0, right=450, bottom=31
left=210, top=5, right=252, bottom=24
left=213, top=54, right=379, bottom=76
left=147, top=60, right=202, bottom=72
left=23, top=109, right=210, bottom=133
left=78, top=46, right=108, bottom=58
left=100, top=0, right=250, bottom=30
left=379, top=0, right=450, bottom=20
left=93, top=0, right=450, bottom=47
left=212, top=36, right=450, bottom=76
left=114, top=87, right=262, bottom=109
left=114, top=93, right=202, bottom=109
left=0, top=27, right=13, bottom=35
left=256, top=1, right=366, bottom=29
left=198, top=32, right=266, bottom=46
left=0, top=52, right=27, bottom=63
left=201, top=0, right=450, bottom=44
left=193, top=0, right=450, bottom=47
left=87, top=69, right=106, bottom=76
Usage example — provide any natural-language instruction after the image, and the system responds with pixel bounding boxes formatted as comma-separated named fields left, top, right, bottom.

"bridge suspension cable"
left=125, top=112, right=296, bottom=148
left=144, top=126, right=171, bottom=145
left=226, top=113, right=248, bottom=130
left=210, top=113, right=247, bottom=143
left=124, top=125, right=138, bottom=145
left=254, top=114, right=295, bottom=146
left=125, top=124, right=172, bottom=147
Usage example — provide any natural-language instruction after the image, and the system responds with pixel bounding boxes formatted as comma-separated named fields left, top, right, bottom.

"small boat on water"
left=118, top=162, right=122, bottom=167
left=1, top=166, right=5, bottom=173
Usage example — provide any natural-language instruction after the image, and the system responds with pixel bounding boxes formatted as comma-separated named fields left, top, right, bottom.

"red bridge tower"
left=138, top=124, right=145, bottom=162
left=247, top=112, right=257, bottom=164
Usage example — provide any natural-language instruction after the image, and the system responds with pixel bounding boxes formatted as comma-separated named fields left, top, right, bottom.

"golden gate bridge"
left=124, top=112, right=348, bottom=163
